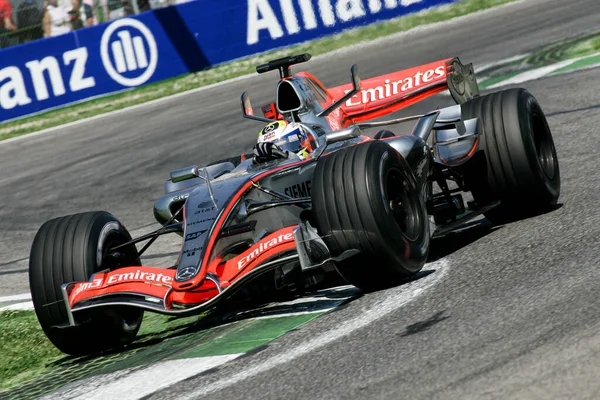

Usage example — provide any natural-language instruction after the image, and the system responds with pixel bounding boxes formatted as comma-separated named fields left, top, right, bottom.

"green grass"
left=0, top=0, right=517, bottom=141
left=0, top=311, right=62, bottom=390
left=0, top=306, right=324, bottom=399
left=561, top=33, right=600, bottom=59
left=0, top=310, right=200, bottom=391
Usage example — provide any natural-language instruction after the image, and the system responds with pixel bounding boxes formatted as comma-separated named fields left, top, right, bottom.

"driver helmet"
left=258, top=121, right=316, bottom=160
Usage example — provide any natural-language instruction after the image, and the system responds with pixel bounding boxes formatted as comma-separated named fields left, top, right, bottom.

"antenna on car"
left=317, top=64, right=361, bottom=118
left=256, top=53, right=312, bottom=79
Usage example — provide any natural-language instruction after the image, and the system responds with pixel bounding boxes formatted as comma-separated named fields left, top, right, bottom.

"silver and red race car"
left=29, top=54, right=560, bottom=355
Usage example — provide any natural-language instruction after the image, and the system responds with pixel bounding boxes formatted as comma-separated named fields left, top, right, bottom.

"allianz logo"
left=110, top=31, right=149, bottom=73
left=0, top=18, right=157, bottom=111
left=247, top=0, right=423, bottom=45
left=101, top=18, right=158, bottom=87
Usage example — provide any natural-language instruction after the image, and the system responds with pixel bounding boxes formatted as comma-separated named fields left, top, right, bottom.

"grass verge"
left=477, top=30, right=600, bottom=88
left=0, top=311, right=62, bottom=390
left=0, top=0, right=516, bottom=141
left=0, top=310, right=200, bottom=392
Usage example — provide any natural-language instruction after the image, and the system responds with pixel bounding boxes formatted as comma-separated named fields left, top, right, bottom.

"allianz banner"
left=0, top=0, right=456, bottom=123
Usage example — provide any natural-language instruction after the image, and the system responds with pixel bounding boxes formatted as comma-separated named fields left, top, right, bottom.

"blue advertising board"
left=0, top=0, right=457, bottom=123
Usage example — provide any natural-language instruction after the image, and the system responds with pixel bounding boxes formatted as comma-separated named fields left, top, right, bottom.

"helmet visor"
left=273, top=129, right=305, bottom=154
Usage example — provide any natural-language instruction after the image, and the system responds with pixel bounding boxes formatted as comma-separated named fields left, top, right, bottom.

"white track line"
left=485, top=54, right=600, bottom=89
left=475, top=53, right=530, bottom=74
left=0, top=293, right=31, bottom=302
left=40, top=354, right=242, bottom=400
left=0, top=0, right=528, bottom=147
left=0, top=301, right=33, bottom=312
left=176, top=259, right=450, bottom=399
left=249, top=309, right=337, bottom=320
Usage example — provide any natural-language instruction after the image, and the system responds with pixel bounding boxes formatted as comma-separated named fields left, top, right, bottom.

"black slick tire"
left=312, top=140, right=429, bottom=290
left=29, top=211, right=144, bottom=355
left=461, top=88, right=560, bottom=223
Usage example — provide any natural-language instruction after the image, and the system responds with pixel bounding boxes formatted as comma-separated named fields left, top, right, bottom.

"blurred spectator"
left=68, top=0, right=82, bottom=29
left=104, top=0, right=125, bottom=20
left=43, top=0, right=69, bottom=36
left=68, top=0, right=94, bottom=30
left=82, top=0, right=93, bottom=26
left=0, top=0, right=160, bottom=50
left=15, top=0, right=44, bottom=43
left=101, top=0, right=148, bottom=21
left=0, top=0, right=16, bottom=48
left=122, top=0, right=148, bottom=16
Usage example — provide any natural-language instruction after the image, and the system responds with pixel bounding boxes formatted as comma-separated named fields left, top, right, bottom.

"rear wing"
left=329, top=57, right=479, bottom=125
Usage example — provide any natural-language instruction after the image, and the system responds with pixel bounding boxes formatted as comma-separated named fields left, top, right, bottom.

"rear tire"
left=312, top=141, right=429, bottom=290
left=461, top=88, right=560, bottom=223
left=29, top=211, right=144, bottom=355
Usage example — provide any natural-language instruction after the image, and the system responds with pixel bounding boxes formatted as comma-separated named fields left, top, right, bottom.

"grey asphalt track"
left=2, top=0, right=600, bottom=397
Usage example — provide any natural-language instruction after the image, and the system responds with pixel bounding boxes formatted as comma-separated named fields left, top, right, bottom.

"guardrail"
left=0, top=0, right=456, bottom=123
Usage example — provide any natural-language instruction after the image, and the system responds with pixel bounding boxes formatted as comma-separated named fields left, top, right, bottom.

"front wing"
left=62, top=226, right=298, bottom=324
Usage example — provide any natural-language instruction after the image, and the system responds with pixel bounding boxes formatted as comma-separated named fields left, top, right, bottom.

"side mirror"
left=317, top=64, right=361, bottom=118
left=170, top=165, right=200, bottom=183
left=242, top=91, right=253, bottom=116
left=241, top=91, right=274, bottom=123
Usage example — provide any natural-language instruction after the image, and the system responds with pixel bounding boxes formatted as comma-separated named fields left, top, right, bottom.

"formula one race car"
left=29, top=53, right=560, bottom=355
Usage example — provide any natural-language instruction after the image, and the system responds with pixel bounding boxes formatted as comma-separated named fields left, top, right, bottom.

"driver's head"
left=258, top=121, right=316, bottom=159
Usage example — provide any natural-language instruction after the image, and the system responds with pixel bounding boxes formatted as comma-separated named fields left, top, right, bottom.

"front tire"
left=461, top=88, right=560, bottom=223
left=29, top=211, right=144, bottom=355
left=312, top=141, right=429, bottom=290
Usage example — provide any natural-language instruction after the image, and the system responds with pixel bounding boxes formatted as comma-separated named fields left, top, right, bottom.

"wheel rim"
left=99, top=225, right=138, bottom=270
left=385, top=168, right=421, bottom=241
left=102, top=234, right=129, bottom=270
left=531, top=113, right=557, bottom=180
